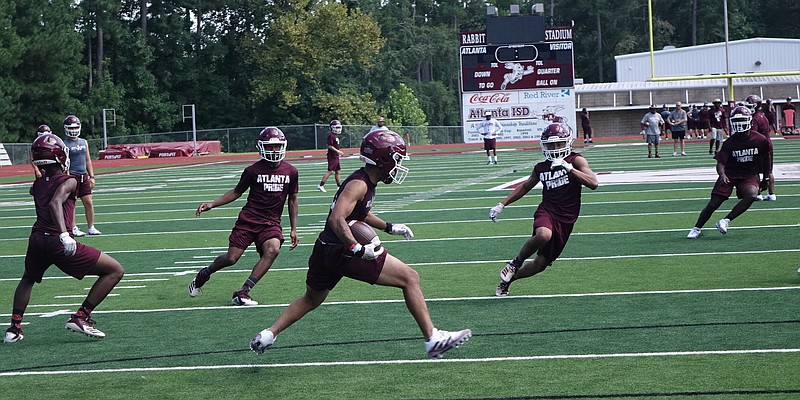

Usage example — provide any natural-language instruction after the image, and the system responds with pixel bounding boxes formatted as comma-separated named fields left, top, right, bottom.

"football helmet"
left=360, top=130, right=409, bottom=184
left=743, top=94, right=762, bottom=112
left=31, top=133, right=70, bottom=172
left=540, top=123, right=573, bottom=161
left=63, top=115, right=81, bottom=138
left=729, top=106, right=753, bottom=134
left=330, top=119, right=342, bottom=135
left=256, top=127, right=287, bottom=162
left=36, top=124, right=52, bottom=136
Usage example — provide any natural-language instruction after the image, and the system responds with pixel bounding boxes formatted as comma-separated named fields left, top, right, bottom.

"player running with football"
left=489, top=123, right=599, bottom=296
left=317, top=119, right=345, bottom=193
left=5, top=134, right=125, bottom=343
left=686, top=106, right=771, bottom=239
left=250, top=130, right=472, bottom=358
left=188, top=127, right=299, bottom=306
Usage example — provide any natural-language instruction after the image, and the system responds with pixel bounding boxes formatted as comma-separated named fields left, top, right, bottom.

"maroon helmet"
left=360, top=130, right=409, bottom=184
left=63, top=115, right=81, bottom=138
left=540, top=123, right=573, bottom=161
left=31, top=133, right=70, bottom=172
left=256, top=127, right=287, bottom=162
left=743, top=94, right=762, bottom=112
left=729, top=106, right=753, bottom=134
left=36, top=124, right=52, bottom=136
left=330, top=119, right=342, bottom=135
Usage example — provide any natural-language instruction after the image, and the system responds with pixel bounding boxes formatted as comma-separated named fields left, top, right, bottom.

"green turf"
left=1, top=140, right=799, bottom=399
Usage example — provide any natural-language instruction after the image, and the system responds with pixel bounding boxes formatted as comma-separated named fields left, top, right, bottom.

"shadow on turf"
left=3, top=318, right=798, bottom=373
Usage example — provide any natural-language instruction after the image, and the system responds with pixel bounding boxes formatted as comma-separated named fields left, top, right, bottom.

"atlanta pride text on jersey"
left=255, top=173, right=291, bottom=192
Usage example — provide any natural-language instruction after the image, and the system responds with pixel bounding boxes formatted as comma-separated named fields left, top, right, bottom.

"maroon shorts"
left=305, top=239, right=387, bottom=291
left=483, top=138, right=496, bottom=151
left=228, top=222, right=284, bottom=257
left=25, top=233, right=102, bottom=283
left=711, top=175, right=759, bottom=199
left=327, top=156, right=341, bottom=172
left=71, top=173, right=93, bottom=197
left=532, top=207, right=575, bottom=265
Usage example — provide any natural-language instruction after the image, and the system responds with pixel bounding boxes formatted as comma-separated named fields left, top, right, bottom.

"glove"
left=348, top=242, right=384, bottom=260
left=385, top=223, right=414, bottom=240
left=760, top=177, right=770, bottom=192
left=551, top=158, right=574, bottom=172
left=59, top=232, right=77, bottom=256
left=489, top=202, right=504, bottom=223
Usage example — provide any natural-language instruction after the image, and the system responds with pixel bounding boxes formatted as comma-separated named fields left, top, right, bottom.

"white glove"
left=551, top=158, right=574, bottom=173
left=59, top=232, right=77, bottom=256
left=387, top=223, right=414, bottom=240
left=348, top=241, right=385, bottom=260
left=489, top=202, right=504, bottom=223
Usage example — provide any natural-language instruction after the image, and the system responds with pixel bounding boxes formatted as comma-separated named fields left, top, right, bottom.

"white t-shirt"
left=477, top=118, right=503, bottom=139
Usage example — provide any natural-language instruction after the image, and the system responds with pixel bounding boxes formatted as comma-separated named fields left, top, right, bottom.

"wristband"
left=384, top=222, right=393, bottom=233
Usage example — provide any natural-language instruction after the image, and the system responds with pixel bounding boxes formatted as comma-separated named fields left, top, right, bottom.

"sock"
left=510, top=257, right=522, bottom=268
left=11, top=314, right=22, bottom=329
left=241, top=275, right=259, bottom=292
left=493, top=156, right=498, bottom=162
left=76, top=301, right=95, bottom=319
left=195, top=267, right=212, bottom=287
left=318, top=181, right=325, bottom=186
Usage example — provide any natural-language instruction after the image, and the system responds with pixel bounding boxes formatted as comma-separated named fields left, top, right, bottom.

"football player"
left=63, top=115, right=101, bottom=236
left=30, top=124, right=52, bottom=178
left=489, top=123, right=599, bottom=296
left=744, top=95, right=777, bottom=201
left=188, top=127, right=299, bottom=306
left=5, top=134, right=125, bottom=343
left=477, top=111, right=503, bottom=164
left=686, top=106, right=771, bottom=239
left=317, top=119, right=345, bottom=193
left=708, top=99, right=728, bottom=155
left=249, top=130, right=472, bottom=359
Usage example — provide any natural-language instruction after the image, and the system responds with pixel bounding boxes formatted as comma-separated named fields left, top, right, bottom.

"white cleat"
left=499, top=262, right=518, bottom=283
left=231, top=290, right=258, bottom=306
left=715, top=218, right=730, bottom=235
left=495, top=281, right=511, bottom=296
left=317, top=185, right=327, bottom=193
left=425, top=328, right=472, bottom=358
left=65, top=315, right=105, bottom=339
left=87, top=226, right=102, bottom=235
left=188, top=278, right=202, bottom=297
left=72, top=227, right=86, bottom=237
left=250, top=329, right=275, bottom=354
left=755, top=195, right=764, bottom=201
left=764, top=194, right=776, bottom=201
left=687, top=227, right=702, bottom=239
left=4, top=328, right=23, bottom=343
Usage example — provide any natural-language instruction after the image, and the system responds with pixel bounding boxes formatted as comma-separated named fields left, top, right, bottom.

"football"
left=348, top=220, right=379, bottom=245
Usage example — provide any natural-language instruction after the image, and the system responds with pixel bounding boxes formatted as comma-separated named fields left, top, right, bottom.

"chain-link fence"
left=1, top=125, right=465, bottom=165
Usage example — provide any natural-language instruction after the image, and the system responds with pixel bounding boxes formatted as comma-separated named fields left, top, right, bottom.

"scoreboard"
left=460, top=41, right=574, bottom=92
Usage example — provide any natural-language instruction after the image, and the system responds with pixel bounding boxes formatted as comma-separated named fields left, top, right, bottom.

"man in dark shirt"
left=188, top=127, right=299, bottom=306
left=687, top=106, right=770, bottom=239
left=317, top=119, right=345, bottom=193
left=744, top=95, right=777, bottom=201
left=709, top=99, right=728, bottom=155
left=5, top=134, right=124, bottom=343
left=249, top=130, right=472, bottom=359
left=489, top=123, right=599, bottom=296
left=580, top=108, right=593, bottom=143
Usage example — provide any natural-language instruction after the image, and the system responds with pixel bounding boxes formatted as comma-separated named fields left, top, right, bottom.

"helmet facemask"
left=541, top=136, right=573, bottom=161
left=256, top=140, right=286, bottom=162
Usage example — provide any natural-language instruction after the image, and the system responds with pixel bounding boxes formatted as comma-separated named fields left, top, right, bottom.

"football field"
left=1, top=139, right=799, bottom=399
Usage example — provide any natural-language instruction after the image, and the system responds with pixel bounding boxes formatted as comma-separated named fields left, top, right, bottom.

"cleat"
left=681, top=152, right=687, bottom=156
left=486, top=161, right=492, bottom=165
left=188, top=278, right=202, bottom=297
left=232, top=290, right=258, bottom=306
left=425, top=328, right=472, bottom=358
left=499, top=261, right=519, bottom=283
left=496, top=281, right=511, bottom=297
left=654, top=154, right=661, bottom=158
left=764, top=194, right=776, bottom=201
left=72, top=227, right=86, bottom=237
left=317, top=185, right=327, bottom=193
left=87, top=226, right=102, bottom=235
left=4, top=326, right=23, bottom=343
left=755, top=195, right=764, bottom=201
left=715, top=218, right=730, bottom=235
left=250, top=329, right=275, bottom=354
left=673, top=152, right=677, bottom=156
left=66, top=315, right=105, bottom=339
left=687, top=227, right=702, bottom=239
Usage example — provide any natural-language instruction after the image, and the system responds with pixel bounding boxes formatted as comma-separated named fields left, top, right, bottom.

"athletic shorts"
left=688, top=120, right=697, bottom=130
left=710, top=128, right=725, bottom=140
left=582, top=125, right=592, bottom=136
left=483, top=138, right=496, bottom=151
left=711, top=175, right=760, bottom=200
left=671, top=130, right=686, bottom=139
left=646, top=135, right=660, bottom=145
left=326, top=156, right=341, bottom=172
left=532, top=207, right=575, bottom=266
left=25, top=233, right=102, bottom=283
left=305, top=238, right=387, bottom=291
left=71, top=173, right=93, bottom=197
left=228, top=221, right=284, bottom=257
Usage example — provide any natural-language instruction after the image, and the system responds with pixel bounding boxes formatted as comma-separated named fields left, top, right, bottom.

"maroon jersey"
left=233, top=159, right=298, bottom=227
left=580, top=113, right=591, bottom=129
left=714, top=132, right=770, bottom=179
left=533, top=152, right=584, bottom=224
left=710, top=106, right=728, bottom=129
left=752, top=112, right=770, bottom=138
left=318, top=168, right=376, bottom=244
left=326, top=132, right=340, bottom=159
left=30, top=173, right=77, bottom=235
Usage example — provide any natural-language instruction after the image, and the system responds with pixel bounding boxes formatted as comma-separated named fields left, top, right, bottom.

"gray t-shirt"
left=640, top=112, right=664, bottom=136
left=66, top=137, right=89, bottom=174
left=670, top=109, right=687, bottom=131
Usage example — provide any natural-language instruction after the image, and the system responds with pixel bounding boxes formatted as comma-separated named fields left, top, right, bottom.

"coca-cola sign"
left=469, top=93, right=511, bottom=104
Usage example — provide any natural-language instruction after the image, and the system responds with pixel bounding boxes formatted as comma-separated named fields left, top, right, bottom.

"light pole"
left=182, top=104, right=197, bottom=156
left=102, top=108, right=116, bottom=149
